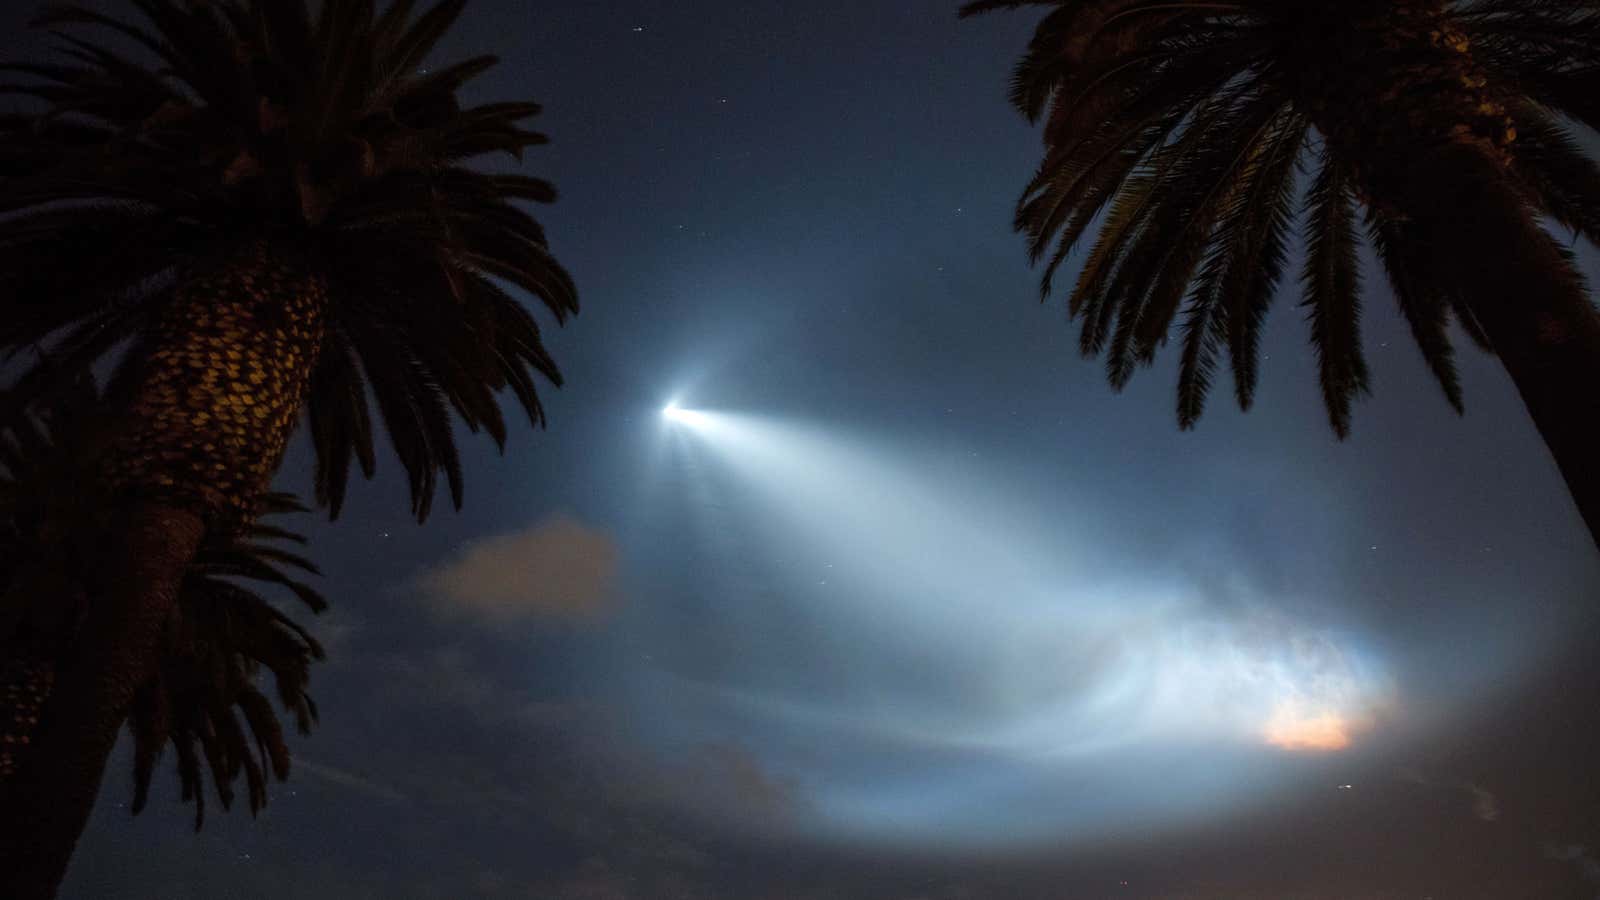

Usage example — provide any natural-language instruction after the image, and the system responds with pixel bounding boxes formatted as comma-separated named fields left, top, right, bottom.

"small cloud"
left=309, top=608, right=364, bottom=654
left=700, top=742, right=800, bottom=819
left=1467, top=783, right=1500, bottom=822
left=644, top=741, right=806, bottom=827
left=419, top=516, right=619, bottom=623
left=556, top=860, right=637, bottom=900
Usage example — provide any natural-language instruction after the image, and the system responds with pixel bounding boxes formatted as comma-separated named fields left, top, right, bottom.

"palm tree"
left=963, top=0, right=1600, bottom=547
left=0, top=2, right=575, bottom=893
left=1, top=385, right=326, bottom=838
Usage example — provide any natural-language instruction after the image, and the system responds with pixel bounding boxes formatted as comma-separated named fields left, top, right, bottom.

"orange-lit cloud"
left=1262, top=705, right=1354, bottom=752
left=418, top=516, right=619, bottom=623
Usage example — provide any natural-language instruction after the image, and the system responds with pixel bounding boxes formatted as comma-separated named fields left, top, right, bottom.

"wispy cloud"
left=1467, top=783, right=1500, bottom=823
left=1546, top=844, right=1600, bottom=899
left=368, top=645, right=589, bottom=732
left=1397, top=769, right=1500, bottom=822
left=295, top=758, right=408, bottom=804
left=664, top=741, right=805, bottom=822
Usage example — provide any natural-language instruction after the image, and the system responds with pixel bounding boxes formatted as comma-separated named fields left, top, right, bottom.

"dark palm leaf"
left=1300, top=150, right=1369, bottom=438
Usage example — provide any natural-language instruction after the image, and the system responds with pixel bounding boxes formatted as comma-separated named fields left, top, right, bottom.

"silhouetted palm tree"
left=131, top=491, right=325, bottom=832
left=0, top=385, right=325, bottom=835
left=0, top=2, right=575, bottom=893
left=964, top=0, right=1600, bottom=545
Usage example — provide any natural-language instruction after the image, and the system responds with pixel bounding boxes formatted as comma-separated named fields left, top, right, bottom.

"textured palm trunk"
left=1, top=528, right=95, bottom=786
left=0, top=241, right=327, bottom=899
left=0, top=652, right=53, bottom=779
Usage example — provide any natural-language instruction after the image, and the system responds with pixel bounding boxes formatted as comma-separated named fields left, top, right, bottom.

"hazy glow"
left=662, top=403, right=709, bottom=427
left=634, top=411, right=1396, bottom=846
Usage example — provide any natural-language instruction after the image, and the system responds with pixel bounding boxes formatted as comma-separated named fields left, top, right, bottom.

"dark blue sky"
left=11, top=1, right=1600, bottom=897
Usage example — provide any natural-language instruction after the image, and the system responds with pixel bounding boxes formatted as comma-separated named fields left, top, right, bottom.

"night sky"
left=10, top=2, right=1600, bottom=898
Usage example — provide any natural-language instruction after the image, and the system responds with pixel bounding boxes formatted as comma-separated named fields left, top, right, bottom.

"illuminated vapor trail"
left=641, top=409, right=1394, bottom=845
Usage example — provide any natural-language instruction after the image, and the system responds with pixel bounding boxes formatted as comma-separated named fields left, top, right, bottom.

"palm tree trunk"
left=1393, top=142, right=1600, bottom=548
left=0, top=503, right=204, bottom=899
left=0, top=241, right=327, bottom=898
left=0, top=649, right=54, bottom=781
left=1, top=548, right=93, bottom=786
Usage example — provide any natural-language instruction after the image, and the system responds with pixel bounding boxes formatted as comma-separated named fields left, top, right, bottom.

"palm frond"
left=1367, top=211, right=1465, bottom=413
left=1505, top=102, right=1600, bottom=248
left=1300, top=151, right=1369, bottom=438
left=1218, top=110, right=1308, bottom=409
left=974, top=0, right=1600, bottom=437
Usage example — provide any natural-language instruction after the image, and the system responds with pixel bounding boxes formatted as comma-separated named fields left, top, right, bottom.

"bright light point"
left=1263, top=704, right=1355, bottom=752
left=662, top=404, right=708, bottom=427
